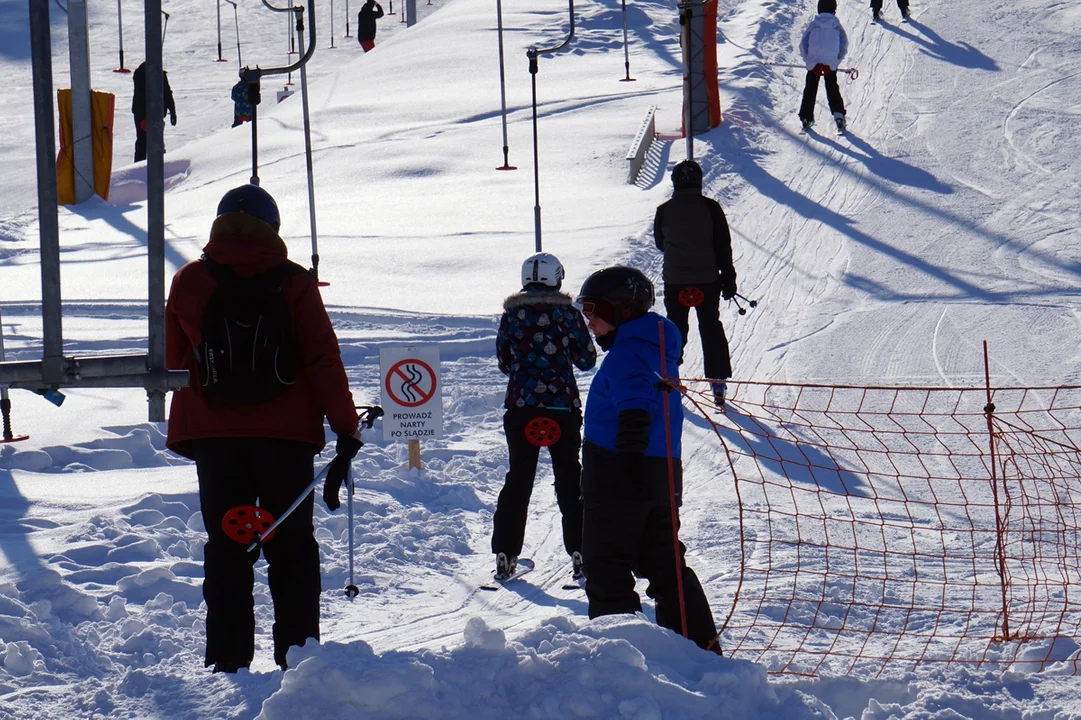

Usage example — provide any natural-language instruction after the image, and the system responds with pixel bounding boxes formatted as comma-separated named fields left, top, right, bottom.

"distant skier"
left=357, top=0, right=385, bottom=52
left=231, top=71, right=253, bottom=128
left=165, top=184, right=362, bottom=673
left=798, top=0, right=849, bottom=134
left=131, top=61, right=177, bottom=162
left=574, top=266, right=722, bottom=654
left=492, top=253, right=597, bottom=582
left=871, top=0, right=910, bottom=22
left=653, top=159, right=736, bottom=406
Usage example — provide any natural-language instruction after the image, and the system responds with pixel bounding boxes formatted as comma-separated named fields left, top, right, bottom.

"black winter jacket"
left=131, top=62, right=177, bottom=121
left=357, top=1, right=385, bottom=42
left=653, top=189, right=734, bottom=285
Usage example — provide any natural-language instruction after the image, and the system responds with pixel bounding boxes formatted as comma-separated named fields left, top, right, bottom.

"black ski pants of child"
left=799, top=69, right=846, bottom=124
left=871, top=0, right=909, bottom=14
left=663, top=280, right=733, bottom=381
left=580, top=442, right=719, bottom=651
left=133, top=116, right=147, bottom=162
left=492, top=407, right=584, bottom=559
left=193, top=437, right=321, bottom=670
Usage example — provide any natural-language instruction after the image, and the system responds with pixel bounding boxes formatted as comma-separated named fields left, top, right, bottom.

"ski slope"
left=2, top=0, right=1081, bottom=716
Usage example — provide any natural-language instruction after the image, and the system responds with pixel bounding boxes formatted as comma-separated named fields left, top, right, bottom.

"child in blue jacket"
left=575, top=265, right=720, bottom=653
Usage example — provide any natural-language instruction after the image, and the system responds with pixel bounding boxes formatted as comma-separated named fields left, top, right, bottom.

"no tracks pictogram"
left=385, top=358, right=438, bottom=408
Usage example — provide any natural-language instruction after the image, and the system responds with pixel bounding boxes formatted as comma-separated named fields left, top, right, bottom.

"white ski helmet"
left=521, top=252, right=565, bottom=289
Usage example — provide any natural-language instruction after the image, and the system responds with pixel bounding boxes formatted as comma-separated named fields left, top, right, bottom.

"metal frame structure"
left=0, top=0, right=190, bottom=422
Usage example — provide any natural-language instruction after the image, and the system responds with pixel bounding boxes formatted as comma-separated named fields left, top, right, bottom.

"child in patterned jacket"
left=492, top=252, right=597, bottom=581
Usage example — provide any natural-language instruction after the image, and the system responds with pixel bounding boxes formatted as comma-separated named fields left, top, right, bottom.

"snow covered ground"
left=2, top=0, right=1081, bottom=716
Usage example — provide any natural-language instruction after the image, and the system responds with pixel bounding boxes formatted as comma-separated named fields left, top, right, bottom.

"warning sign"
left=379, top=345, right=443, bottom=442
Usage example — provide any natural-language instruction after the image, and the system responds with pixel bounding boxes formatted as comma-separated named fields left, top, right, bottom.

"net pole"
left=983, top=340, right=1012, bottom=640
left=658, top=320, right=689, bottom=639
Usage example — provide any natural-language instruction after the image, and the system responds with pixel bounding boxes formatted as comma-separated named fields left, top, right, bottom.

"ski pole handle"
left=356, top=405, right=384, bottom=429
left=839, top=67, right=859, bottom=81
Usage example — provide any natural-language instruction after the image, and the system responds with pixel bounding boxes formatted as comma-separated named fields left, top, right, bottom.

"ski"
left=561, top=573, right=586, bottom=591
left=480, top=558, right=535, bottom=590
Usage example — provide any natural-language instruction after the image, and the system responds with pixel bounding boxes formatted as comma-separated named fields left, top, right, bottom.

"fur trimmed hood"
left=503, top=289, right=575, bottom=311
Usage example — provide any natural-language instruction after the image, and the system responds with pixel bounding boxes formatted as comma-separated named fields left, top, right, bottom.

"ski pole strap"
left=839, top=67, right=859, bottom=80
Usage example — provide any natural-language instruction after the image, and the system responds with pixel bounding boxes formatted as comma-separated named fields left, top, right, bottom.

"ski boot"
left=571, top=551, right=586, bottom=581
left=800, top=118, right=813, bottom=133
left=495, top=552, right=517, bottom=582
left=711, top=382, right=727, bottom=407
left=872, top=9, right=881, bottom=21
left=833, top=112, right=847, bottom=134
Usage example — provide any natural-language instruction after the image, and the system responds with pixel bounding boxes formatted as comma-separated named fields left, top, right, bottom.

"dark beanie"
left=817, top=0, right=836, bottom=12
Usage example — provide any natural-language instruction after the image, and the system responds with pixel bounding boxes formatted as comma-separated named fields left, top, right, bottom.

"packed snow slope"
left=2, top=0, right=1081, bottom=716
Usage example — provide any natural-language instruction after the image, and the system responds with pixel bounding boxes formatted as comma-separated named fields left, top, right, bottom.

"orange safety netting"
left=681, top=379, right=1081, bottom=677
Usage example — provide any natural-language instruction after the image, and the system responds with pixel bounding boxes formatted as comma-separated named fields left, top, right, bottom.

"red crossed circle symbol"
left=385, top=358, right=438, bottom=408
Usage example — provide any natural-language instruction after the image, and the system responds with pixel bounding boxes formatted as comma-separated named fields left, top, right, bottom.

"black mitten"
left=323, top=433, right=363, bottom=511
left=720, top=270, right=738, bottom=301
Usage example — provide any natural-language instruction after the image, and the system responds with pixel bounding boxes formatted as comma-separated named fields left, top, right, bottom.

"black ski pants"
left=133, top=116, right=147, bottom=163
left=192, top=437, right=321, bottom=670
left=663, top=280, right=733, bottom=381
left=492, top=407, right=584, bottom=559
left=799, top=70, right=846, bottom=124
left=871, top=0, right=909, bottom=13
left=580, top=442, right=719, bottom=651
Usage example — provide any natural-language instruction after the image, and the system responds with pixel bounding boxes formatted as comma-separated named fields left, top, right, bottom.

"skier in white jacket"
left=798, top=0, right=849, bottom=133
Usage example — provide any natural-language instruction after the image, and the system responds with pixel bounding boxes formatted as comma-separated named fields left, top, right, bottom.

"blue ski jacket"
left=583, top=311, right=683, bottom=458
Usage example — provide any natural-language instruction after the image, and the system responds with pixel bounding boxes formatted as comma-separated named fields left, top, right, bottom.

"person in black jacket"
left=492, top=253, right=596, bottom=582
left=357, top=0, right=385, bottom=52
left=653, top=160, right=737, bottom=406
left=132, top=61, right=177, bottom=162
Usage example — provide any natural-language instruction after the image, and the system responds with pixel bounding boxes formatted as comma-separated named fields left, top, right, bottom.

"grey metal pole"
left=145, top=0, right=167, bottom=421
left=226, top=0, right=241, bottom=68
left=295, top=13, right=323, bottom=283
left=495, top=0, right=514, bottom=170
left=115, top=0, right=129, bottom=71
left=681, top=5, right=693, bottom=161
left=29, top=0, right=64, bottom=385
left=67, top=0, right=94, bottom=204
left=216, top=0, right=225, bottom=61
left=330, top=0, right=336, bottom=48
left=620, top=0, right=633, bottom=81
left=345, top=0, right=351, bottom=37
left=525, top=0, right=575, bottom=254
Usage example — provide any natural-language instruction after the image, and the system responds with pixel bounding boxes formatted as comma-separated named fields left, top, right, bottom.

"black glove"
left=720, top=270, right=737, bottom=301
left=323, top=433, right=363, bottom=511
left=169, top=110, right=177, bottom=127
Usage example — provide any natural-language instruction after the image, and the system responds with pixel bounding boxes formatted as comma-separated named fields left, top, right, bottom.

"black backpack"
left=197, top=255, right=308, bottom=405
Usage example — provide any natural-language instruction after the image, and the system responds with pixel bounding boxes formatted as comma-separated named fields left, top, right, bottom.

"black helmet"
left=671, top=160, right=703, bottom=190
left=576, top=266, right=654, bottom=328
left=817, top=0, right=836, bottom=12
left=216, top=184, right=281, bottom=233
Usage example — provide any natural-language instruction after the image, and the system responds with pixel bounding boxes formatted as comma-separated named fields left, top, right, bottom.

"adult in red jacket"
left=166, top=184, right=360, bottom=673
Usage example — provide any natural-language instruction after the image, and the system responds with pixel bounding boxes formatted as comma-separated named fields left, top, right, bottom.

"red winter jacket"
left=165, top=213, right=358, bottom=459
